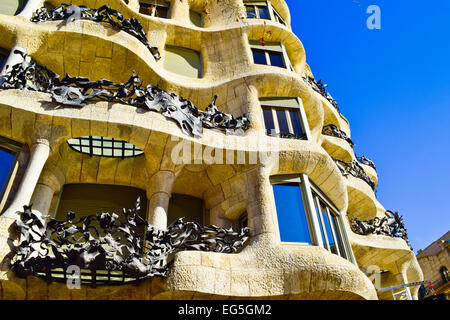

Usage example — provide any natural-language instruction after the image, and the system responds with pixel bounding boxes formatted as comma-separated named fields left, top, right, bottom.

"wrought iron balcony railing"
left=9, top=199, right=249, bottom=286
left=349, top=210, right=412, bottom=250
left=31, top=4, right=161, bottom=61
left=303, top=76, right=340, bottom=113
left=0, top=50, right=250, bottom=138
left=357, top=155, right=377, bottom=171
left=334, top=158, right=376, bottom=191
left=322, top=124, right=354, bottom=148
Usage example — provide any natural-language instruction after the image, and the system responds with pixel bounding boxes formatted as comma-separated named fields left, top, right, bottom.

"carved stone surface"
left=350, top=210, right=412, bottom=249
left=334, top=158, right=376, bottom=191
left=303, top=76, right=340, bottom=113
left=0, top=50, right=250, bottom=138
left=357, top=155, right=377, bottom=171
left=31, top=4, right=161, bottom=61
left=322, top=124, right=354, bottom=148
left=9, top=198, right=250, bottom=286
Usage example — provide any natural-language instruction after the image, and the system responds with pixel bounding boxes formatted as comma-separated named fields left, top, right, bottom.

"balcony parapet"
left=0, top=49, right=250, bottom=138
left=303, top=76, right=340, bottom=114
left=349, top=210, right=412, bottom=250
left=322, top=124, right=354, bottom=148
left=334, top=158, right=376, bottom=191
left=30, top=4, right=161, bottom=61
left=357, top=155, right=376, bottom=171
left=9, top=198, right=249, bottom=286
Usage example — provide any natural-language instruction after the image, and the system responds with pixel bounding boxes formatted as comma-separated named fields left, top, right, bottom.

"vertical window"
left=0, top=136, right=22, bottom=212
left=0, top=48, right=9, bottom=71
left=311, top=189, right=347, bottom=259
left=189, top=10, right=203, bottom=27
left=272, top=183, right=311, bottom=243
left=55, top=184, right=148, bottom=220
left=139, top=0, right=171, bottom=18
left=249, top=40, right=292, bottom=70
left=0, top=0, right=26, bottom=16
left=168, top=194, right=204, bottom=225
left=259, top=97, right=308, bottom=140
left=164, top=46, right=202, bottom=78
left=271, top=175, right=353, bottom=262
left=442, top=267, right=450, bottom=283
left=244, top=1, right=286, bottom=25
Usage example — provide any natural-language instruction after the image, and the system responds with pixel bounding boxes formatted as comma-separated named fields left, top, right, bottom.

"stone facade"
left=417, top=232, right=450, bottom=298
left=0, top=0, right=423, bottom=300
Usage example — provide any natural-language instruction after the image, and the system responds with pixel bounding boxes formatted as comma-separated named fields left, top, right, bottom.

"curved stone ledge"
left=359, top=163, right=378, bottom=189
left=320, top=135, right=354, bottom=163
left=344, top=172, right=378, bottom=220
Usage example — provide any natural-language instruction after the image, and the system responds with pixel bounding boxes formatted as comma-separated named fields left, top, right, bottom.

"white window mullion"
left=271, top=108, right=279, bottom=135
left=314, top=196, right=330, bottom=251
left=285, top=109, right=294, bottom=134
left=325, top=207, right=343, bottom=257
left=296, top=97, right=312, bottom=141
left=266, top=0, right=276, bottom=22
left=300, top=174, right=324, bottom=248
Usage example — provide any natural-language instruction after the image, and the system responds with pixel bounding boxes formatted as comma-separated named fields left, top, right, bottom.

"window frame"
left=249, top=40, right=293, bottom=71
left=270, top=174, right=356, bottom=263
left=164, top=45, right=203, bottom=78
left=139, top=0, right=171, bottom=19
left=0, top=136, right=23, bottom=211
left=244, top=0, right=286, bottom=26
left=67, top=136, right=144, bottom=159
left=259, top=97, right=311, bottom=141
left=0, top=47, right=10, bottom=72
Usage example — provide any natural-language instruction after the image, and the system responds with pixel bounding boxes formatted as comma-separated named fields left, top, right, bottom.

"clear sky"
left=286, top=0, right=450, bottom=252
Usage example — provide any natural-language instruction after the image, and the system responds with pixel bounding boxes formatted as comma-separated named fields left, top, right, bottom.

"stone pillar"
left=246, top=166, right=277, bottom=237
left=0, top=46, right=26, bottom=76
left=146, top=171, right=175, bottom=229
left=169, top=0, right=189, bottom=22
left=1, top=139, right=50, bottom=219
left=17, top=0, right=45, bottom=20
left=29, top=165, right=65, bottom=219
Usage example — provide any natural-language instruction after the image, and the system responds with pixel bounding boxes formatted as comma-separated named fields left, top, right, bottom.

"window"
left=55, top=184, right=148, bottom=221
left=442, top=267, right=450, bottom=283
left=168, top=194, right=204, bottom=225
left=0, top=48, right=9, bottom=71
left=0, top=136, right=22, bottom=212
left=260, top=97, right=308, bottom=140
left=244, top=1, right=286, bottom=25
left=249, top=40, right=292, bottom=70
left=311, top=189, right=347, bottom=259
left=139, top=0, right=171, bottom=18
left=164, top=46, right=202, bottom=78
left=67, top=136, right=144, bottom=159
left=271, top=174, right=354, bottom=261
left=0, top=0, right=26, bottom=16
left=189, top=10, right=203, bottom=27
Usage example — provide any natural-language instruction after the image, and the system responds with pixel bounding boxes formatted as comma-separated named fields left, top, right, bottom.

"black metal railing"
left=334, top=158, right=376, bottom=190
left=322, top=124, right=354, bottom=147
left=303, top=76, right=340, bottom=113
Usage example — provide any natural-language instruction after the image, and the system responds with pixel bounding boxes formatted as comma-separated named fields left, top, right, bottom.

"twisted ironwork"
left=350, top=210, right=412, bottom=249
left=31, top=4, right=161, bottom=61
left=10, top=198, right=250, bottom=286
left=322, top=124, right=354, bottom=148
left=357, top=155, right=377, bottom=171
left=0, top=49, right=250, bottom=138
left=303, top=76, right=340, bottom=113
left=334, top=158, right=376, bottom=190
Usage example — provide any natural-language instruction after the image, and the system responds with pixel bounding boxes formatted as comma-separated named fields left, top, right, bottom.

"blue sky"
left=286, top=0, right=450, bottom=252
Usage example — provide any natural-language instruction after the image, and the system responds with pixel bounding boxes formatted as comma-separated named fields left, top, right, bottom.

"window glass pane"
left=164, top=46, right=202, bottom=78
left=275, top=109, right=289, bottom=134
left=92, top=139, right=102, bottom=147
left=189, top=10, right=203, bottom=27
left=320, top=202, right=338, bottom=255
left=155, top=6, right=169, bottom=18
left=103, top=148, right=113, bottom=157
left=168, top=194, right=204, bottom=225
left=331, top=215, right=347, bottom=259
left=268, top=51, right=285, bottom=68
left=0, top=0, right=25, bottom=16
left=139, top=3, right=154, bottom=16
left=0, top=149, right=15, bottom=194
left=273, top=183, right=311, bottom=243
left=289, top=110, right=304, bottom=136
left=262, top=108, right=275, bottom=135
left=92, top=147, right=102, bottom=155
left=245, top=5, right=256, bottom=18
left=314, top=200, right=327, bottom=247
left=252, top=49, right=267, bottom=65
left=257, top=6, right=270, bottom=19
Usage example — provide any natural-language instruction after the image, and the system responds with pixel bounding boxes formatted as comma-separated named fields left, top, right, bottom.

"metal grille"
left=67, top=136, right=144, bottom=159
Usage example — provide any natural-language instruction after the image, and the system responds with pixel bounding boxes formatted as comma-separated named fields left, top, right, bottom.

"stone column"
left=169, top=0, right=189, bottom=22
left=17, top=0, right=45, bottom=20
left=29, top=165, right=65, bottom=219
left=1, top=139, right=50, bottom=219
left=146, top=171, right=175, bottom=229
